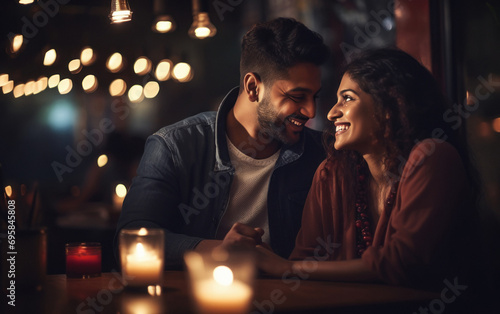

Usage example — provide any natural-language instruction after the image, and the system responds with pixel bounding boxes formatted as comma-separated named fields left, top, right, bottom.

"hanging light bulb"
left=109, top=0, right=133, bottom=24
left=152, top=15, right=176, bottom=33
left=152, top=0, right=176, bottom=33
left=188, top=0, right=216, bottom=39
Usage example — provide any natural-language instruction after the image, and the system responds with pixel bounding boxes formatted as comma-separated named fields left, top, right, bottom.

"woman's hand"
left=255, top=245, right=293, bottom=277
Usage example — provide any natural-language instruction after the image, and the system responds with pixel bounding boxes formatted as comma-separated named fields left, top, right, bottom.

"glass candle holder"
left=65, top=242, right=101, bottom=278
left=184, top=249, right=256, bottom=314
left=119, top=228, right=164, bottom=288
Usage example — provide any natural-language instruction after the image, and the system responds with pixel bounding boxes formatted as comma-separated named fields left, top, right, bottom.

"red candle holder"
left=65, top=242, right=102, bottom=278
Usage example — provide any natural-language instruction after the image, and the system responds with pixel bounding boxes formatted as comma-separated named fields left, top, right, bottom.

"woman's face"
left=327, top=73, right=382, bottom=155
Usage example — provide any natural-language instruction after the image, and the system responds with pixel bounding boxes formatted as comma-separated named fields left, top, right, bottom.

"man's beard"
left=256, top=92, right=293, bottom=145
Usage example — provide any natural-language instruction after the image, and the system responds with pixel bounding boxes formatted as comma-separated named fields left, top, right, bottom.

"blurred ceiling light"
left=188, top=0, right=216, bottom=39
left=128, top=85, right=144, bottom=103
left=107, top=52, right=124, bottom=73
left=48, top=74, right=60, bottom=88
left=44, top=49, right=57, bottom=66
left=115, top=184, right=127, bottom=197
left=493, top=117, right=500, bottom=133
left=134, top=57, right=152, bottom=75
left=172, top=62, right=193, bottom=82
left=13, top=84, right=25, bottom=98
left=80, top=47, right=96, bottom=66
left=24, top=80, right=35, bottom=96
left=0, top=74, right=8, bottom=87
left=153, top=15, right=176, bottom=33
left=58, top=78, right=73, bottom=95
left=19, top=0, right=34, bottom=4
left=152, top=0, right=175, bottom=33
left=5, top=185, right=13, bottom=198
left=82, top=75, right=98, bottom=93
left=109, top=0, right=133, bottom=24
left=34, top=77, right=48, bottom=94
left=155, top=59, right=173, bottom=81
left=68, top=59, right=82, bottom=74
left=2, top=81, right=14, bottom=94
left=109, top=79, right=127, bottom=97
left=11, top=34, right=23, bottom=53
left=144, top=81, right=160, bottom=98
left=97, top=154, right=108, bottom=167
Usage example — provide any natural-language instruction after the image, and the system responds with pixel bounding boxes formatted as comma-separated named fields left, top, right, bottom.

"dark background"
left=0, top=0, right=499, bottom=276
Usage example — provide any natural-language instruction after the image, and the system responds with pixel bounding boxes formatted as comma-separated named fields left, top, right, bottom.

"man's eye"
left=289, top=95, right=305, bottom=102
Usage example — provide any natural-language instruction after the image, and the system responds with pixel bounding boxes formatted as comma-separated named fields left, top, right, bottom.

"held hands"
left=221, top=222, right=271, bottom=251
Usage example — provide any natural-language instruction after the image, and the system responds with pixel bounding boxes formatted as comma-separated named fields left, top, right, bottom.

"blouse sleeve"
left=289, top=160, right=329, bottom=260
left=362, top=140, right=469, bottom=286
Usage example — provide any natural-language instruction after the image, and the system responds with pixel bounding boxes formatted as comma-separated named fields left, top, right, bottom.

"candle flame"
left=135, top=242, right=145, bottom=256
left=213, top=266, right=233, bottom=286
left=138, top=228, right=148, bottom=236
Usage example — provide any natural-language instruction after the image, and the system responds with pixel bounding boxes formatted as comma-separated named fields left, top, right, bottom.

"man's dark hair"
left=239, top=17, right=329, bottom=89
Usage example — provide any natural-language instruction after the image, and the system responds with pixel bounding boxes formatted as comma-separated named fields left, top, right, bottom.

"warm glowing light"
left=97, top=154, right=108, bottom=167
left=147, top=285, right=162, bottom=296
left=115, top=184, right=127, bottom=197
left=155, top=59, right=172, bottom=81
left=109, top=79, right=127, bottom=97
left=2, top=81, right=14, bottom=94
left=35, top=77, right=48, bottom=94
left=24, top=80, right=35, bottom=96
left=5, top=185, right=13, bottom=198
left=144, top=81, right=160, bottom=98
left=82, top=75, right=98, bottom=93
left=0, top=74, right=8, bottom=87
left=110, top=0, right=133, bottom=24
left=68, top=59, right=82, bottom=74
left=107, top=52, right=124, bottom=73
left=195, top=27, right=211, bottom=39
left=134, top=57, right=152, bottom=75
left=58, top=78, right=73, bottom=95
left=19, top=0, right=34, bottom=4
left=13, top=84, right=25, bottom=98
left=138, top=228, right=148, bottom=236
left=213, top=266, right=233, bottom=286
left=153, top=15, right=175, bottom=33
left=493, top=117, right=500, bottom=133
left=11, top=35, right=23, bottom=53
left=188, top=12, right=217, bottom=39
left=156, top=21, right=172, bottom=32
left=128, top=85, right=144, bottom=103
left=48, top=74, right=60, bottom=88
left=172, top=63, right=192, bottom=82
left=44, top=49, right=57, bottom=66
left=80, top=47, right=96, bottom=66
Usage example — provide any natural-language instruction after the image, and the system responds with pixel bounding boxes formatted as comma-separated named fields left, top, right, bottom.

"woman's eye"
left=343, top=95, right=353, bottom=102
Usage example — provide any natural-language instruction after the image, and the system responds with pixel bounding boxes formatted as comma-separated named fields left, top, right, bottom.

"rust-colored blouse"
left=290, top=139, right=474, bottom=287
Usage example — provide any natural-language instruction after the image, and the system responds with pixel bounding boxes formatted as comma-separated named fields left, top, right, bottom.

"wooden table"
left=2, top=271, right=440, bottom=313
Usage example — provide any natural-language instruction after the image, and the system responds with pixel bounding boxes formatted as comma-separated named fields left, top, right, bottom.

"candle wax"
left=194, top=279, right=252, bottom=314
left=66, top=248, right=101, bottom=278
left=125, top=244, right=162, bottom=286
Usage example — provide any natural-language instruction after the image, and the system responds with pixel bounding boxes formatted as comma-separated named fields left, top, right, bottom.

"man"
left=115, top=17, right=329, bottom=267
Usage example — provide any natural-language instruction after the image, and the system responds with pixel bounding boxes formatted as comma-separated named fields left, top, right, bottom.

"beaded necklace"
left=355, top=164, right=398, bottom=257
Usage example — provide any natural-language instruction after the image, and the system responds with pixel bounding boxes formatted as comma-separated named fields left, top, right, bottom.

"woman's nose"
left=327, top=102, right=341, bottom=121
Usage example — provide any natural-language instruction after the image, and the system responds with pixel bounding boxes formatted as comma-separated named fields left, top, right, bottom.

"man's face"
left=257, top=62, right=322, bottom=145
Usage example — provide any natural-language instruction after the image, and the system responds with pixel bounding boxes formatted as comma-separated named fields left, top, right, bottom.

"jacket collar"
left=214, top=87, right=306, bottom=172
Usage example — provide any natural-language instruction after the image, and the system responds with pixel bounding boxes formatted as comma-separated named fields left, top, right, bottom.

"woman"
left=257, top=49, right=478, bottom=289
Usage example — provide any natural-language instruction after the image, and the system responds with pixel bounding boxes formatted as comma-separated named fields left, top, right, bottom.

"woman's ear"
left=243, top=72, right=261, bottom=102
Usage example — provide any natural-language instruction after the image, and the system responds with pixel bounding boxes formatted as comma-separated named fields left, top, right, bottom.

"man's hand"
left=221, top=222, right=266, bottom=250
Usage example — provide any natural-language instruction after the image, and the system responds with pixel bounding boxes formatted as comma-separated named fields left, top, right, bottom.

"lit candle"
left=125, top=242, right=162, bottom=286
left=65, top=243, right=101, bottom=278
left=193, top=266, right=252, bottom=314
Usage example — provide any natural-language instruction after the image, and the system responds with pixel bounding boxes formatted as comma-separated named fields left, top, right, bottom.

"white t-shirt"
left=215, top=136, right=280, bottom=245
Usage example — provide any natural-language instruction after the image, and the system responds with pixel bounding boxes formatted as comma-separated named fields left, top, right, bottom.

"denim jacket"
left=116, top=87, right=326, bottom=267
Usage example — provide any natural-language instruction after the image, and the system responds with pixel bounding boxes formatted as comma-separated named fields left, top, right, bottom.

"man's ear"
left=243, top=72, right=261, bottom=102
